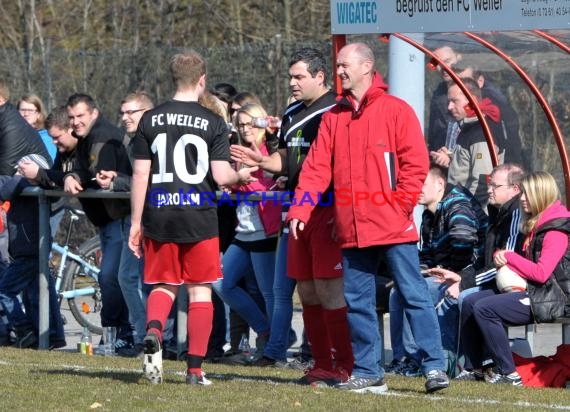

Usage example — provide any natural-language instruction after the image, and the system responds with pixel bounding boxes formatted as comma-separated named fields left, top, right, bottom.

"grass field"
left=2, top=347, right=570, bottom=411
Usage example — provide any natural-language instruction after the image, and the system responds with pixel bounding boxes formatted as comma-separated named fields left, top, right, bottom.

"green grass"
left=1, top=348, right=570, bottom=411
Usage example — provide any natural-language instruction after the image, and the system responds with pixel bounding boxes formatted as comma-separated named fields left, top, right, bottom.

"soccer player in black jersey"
left=231, top=48, right=353, bottom=386
left=129, top=50, right=257, bottom=385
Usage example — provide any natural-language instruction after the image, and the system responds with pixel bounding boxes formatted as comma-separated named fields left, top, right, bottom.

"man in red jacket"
left=287, top=42, right=449, bottom=394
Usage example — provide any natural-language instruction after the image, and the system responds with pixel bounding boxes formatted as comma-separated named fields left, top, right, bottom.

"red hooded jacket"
left=287, top=72, right=429, bottom=248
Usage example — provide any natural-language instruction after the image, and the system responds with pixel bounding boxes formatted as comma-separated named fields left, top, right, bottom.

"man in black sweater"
left=63, top=93, right=133, bottom=350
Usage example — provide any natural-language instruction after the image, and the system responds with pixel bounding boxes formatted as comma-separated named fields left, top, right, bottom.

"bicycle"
left=50, top=206, right=103, bottom=335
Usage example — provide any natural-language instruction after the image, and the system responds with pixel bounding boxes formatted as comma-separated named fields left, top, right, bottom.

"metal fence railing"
left=21, top=187, right=286, bottom=351
left=21, top=187, right=129, bottom=349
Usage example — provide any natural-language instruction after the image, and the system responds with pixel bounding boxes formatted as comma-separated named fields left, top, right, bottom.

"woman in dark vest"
left=457, top=171, right=570, bottom=385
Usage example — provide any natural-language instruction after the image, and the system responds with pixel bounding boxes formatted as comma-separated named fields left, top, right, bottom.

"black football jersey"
left=278, top=91, right=337, bottom=191
left=133, top=100, right=230, bottom=242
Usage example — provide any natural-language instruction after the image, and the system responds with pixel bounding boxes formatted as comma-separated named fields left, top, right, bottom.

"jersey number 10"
left=150, top=133, right=210, bottom=184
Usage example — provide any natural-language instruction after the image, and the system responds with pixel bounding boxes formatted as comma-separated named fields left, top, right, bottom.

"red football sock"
left=302, top=303, right=333, bottom=371
left=146, top=289, right=175, bottom=341
left=323, top=306, right=354, bottom=375
left=187, top=301, right=214, bottom=361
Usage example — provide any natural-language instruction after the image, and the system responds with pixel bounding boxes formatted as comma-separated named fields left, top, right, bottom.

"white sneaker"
left=142, top=333, right=163, bottom=384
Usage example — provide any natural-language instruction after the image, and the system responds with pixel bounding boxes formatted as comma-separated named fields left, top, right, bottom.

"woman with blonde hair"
left=457, top=171, right=570, bottom=385
left=17, top=94, right=56, bottom=161
left=519, top=171, right=563, bottom=234
left=212, top=102, right=281, bottom=361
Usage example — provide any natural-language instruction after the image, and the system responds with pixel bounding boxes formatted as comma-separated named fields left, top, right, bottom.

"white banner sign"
left=331, top=0, right=570, bottom=34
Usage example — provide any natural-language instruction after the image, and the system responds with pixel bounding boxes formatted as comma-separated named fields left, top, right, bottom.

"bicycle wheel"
left=63, top=236, right=103, bottom=335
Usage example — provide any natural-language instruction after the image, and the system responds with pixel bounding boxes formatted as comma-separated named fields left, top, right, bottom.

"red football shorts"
left=287, top=206, right=343, bottom=281
left=143, top=237, right=221, bottom=285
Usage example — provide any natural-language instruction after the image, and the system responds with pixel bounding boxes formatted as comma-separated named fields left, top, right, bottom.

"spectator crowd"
left=0, top=41, right=568, bottom=391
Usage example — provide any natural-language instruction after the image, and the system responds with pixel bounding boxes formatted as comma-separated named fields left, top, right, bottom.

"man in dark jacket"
left=63, top=93, right=133, bottom=349
left=0, top=81, right=51, bottom=175
left=20, top=106, right=78, bottom=189
left=18, top=106, right=79, bottom=238
left=95, top=91, right=155, bottom=357
left=452, top=163, right=526, bottom=294
left=429, top=163, right=525, bottom=380
left=0, top=154, right=65, bottom=348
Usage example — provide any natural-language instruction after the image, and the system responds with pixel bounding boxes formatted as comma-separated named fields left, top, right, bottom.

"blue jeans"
left=263, top=232, right=296, bottom=361
left=389, top=288, right=420, bottom=363
left=343, top=243, right=446, bottom=379
left=427, top=277, right=459, bottom=360
left=0, top=256, right=64, bottom=341
left=207, top=292, right=227, bottom=356
left=458, top=287, right=478, bottom=310
left=117, top=217, right=146, bottom=345
left=392, top=277, right=459, bottom=366
left=99, top=219, right=131, bottom=339
left=213, top=242, right=275, bottom=335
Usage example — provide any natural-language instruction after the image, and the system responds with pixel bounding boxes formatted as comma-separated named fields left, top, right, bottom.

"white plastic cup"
left=103, top=326, right=117, bottom=356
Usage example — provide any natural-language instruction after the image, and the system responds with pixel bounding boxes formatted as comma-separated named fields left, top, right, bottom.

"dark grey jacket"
left=0, top=175, right=44, bottom=258
left=459, top=194, right=524, bottom=291
left=0, top=102, right=51, bottom=175
left=528, top=217, right=570, bottom=323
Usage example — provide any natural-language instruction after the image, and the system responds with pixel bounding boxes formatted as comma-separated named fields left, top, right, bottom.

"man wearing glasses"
left=431, top=163, right=525, bottom=299
left=95, top=91, right=155, bottom=357
left=98, top=91, right=155, bottom=192
left=119, top=92, right=154, bottom=137
left=429, top=163, right=525, bottom=380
